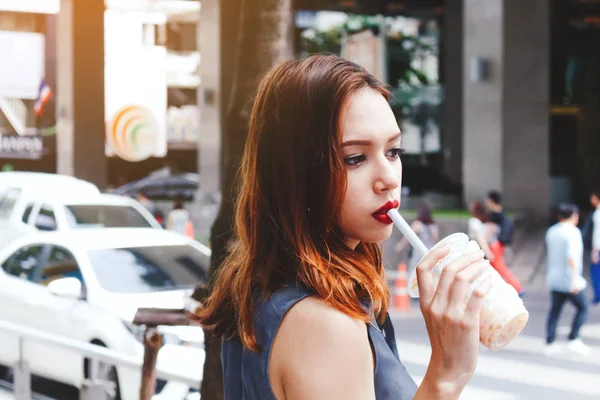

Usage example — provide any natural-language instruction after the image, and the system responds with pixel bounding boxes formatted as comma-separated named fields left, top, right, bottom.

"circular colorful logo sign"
left=106, top=105, right=159, bottom=162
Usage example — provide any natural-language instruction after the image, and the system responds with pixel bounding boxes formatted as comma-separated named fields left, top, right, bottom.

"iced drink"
left=407, top=232, right=529, bottom=350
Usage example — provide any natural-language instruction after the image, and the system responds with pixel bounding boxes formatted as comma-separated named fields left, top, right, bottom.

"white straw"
left=387, top=208, right=429, bottom=257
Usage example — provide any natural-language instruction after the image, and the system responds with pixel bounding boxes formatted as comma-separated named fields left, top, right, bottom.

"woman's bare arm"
left=432, top=224, right=439, bottom=242
left=476, top=229, right=494, bottom=260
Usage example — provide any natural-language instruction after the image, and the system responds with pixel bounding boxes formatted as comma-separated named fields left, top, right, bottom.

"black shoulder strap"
left=379, top=313, right=400, bottom=360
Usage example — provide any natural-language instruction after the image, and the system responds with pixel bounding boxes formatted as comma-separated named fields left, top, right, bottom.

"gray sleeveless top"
left=221, top=285, right=418, bottom=399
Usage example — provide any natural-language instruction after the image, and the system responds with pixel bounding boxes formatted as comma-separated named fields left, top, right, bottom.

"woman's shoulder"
left=273, top=296, right=369, bottom=358
left=285, top=297, right=365, bottom=332
left=270, top=297, right=374, bottom=398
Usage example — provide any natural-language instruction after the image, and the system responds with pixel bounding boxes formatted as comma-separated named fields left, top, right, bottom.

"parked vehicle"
left=0, top=228, right=208, bottom=400
left=0, top=171, right=100, bottom=196
left=0, top=185, right=162, bottom=249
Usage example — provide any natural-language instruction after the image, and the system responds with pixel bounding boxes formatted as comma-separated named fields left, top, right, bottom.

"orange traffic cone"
left=394, top=263, right=410, bottom=311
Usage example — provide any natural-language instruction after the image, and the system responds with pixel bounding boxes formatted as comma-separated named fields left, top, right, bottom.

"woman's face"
left=338, top=87, right=402, bottom=249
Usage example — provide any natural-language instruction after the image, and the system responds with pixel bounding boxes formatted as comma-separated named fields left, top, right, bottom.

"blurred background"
left=1, top=0, right=600, bottom=399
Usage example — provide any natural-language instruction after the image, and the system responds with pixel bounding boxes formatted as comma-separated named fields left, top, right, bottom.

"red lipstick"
left=372, top=200, right=400, bottom=224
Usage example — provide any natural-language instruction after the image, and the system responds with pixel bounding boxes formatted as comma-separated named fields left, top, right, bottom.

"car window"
left=1, top=245, right=44, bottom=281
left=87, top=244, right=209, bottom=293
left=0, top=188, right=22, bottom=219
left=34, top=205, right=57, bottom=231
left=64, top=204, right=152, bottom=228
left=38, top=246, right=84, bottom=286
left=21, top=203, right=35, bottom=224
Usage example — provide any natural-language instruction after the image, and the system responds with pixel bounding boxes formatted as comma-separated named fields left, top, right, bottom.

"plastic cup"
left=407, top=233, right=529, bottom=351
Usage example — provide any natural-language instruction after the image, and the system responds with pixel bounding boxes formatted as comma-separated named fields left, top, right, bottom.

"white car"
left=0, top=171, right=100, bottom=195
left=0, top=228, right=208, bottom=399
left=0, top=185, right=162, bottom=248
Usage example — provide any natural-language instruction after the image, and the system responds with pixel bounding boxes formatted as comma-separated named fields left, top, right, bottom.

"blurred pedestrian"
left=136, top=190, right=154, bottom=212
left=136, top=190, right=164, bottom=226
left=486, top=190, right=515, bottom=260
left=469, top=200, right=524, bottom=295
left=544, top=203, right=591, bottom=356
left=395, top=203, right=439, bottom=273
left=195, top=54, right=492, bottom=399
left=589, top=189, right=600, bottom=305
left=166, top=198, right=193, bottom=237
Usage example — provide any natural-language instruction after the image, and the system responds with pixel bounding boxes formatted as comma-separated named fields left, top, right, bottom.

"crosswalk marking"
left=502, top=332, right=600, bottom=366
left=413, top=375, right=519, bottom=400
left=557, top=323, right=600, bottom=340
left=396, top=339, right=600, bottom=396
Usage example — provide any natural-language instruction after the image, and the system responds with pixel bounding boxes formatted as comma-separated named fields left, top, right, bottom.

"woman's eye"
left=387, top=147, right=406, bottom=159
left=344, top=154, right=366, bottom=166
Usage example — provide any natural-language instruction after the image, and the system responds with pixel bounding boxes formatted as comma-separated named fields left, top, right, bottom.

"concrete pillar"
left=44, top=15, right=57, bottom=93
left=197, top=0, right=221, bottom=198
left=463, top=0, right=549, bottom=222
left=441, top=0, right=463, bottom=185
left=56, top=0, right=106, bottom=188
left=502, top=0, right=550, bottom=222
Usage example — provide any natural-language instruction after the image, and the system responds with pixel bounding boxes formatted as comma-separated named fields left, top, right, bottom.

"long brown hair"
left=470, top=200, right=490, bottom=223
left=196, top=54, right=391, bottom=352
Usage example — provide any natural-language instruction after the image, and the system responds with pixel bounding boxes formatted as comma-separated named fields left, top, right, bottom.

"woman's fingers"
left=416, top=245, right=450, bottom=302
left=433, top=250, right=484, bottom=304
left=446, top=260, right=490, bottom=314
left=465, top=274, right=493, bottom=320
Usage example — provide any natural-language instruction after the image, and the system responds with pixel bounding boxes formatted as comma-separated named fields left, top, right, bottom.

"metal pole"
left=13, top=336, right=31, bottom=400
left=139, top=328, right=163, bottom=400
left=80, top=358, right=108, bottom=400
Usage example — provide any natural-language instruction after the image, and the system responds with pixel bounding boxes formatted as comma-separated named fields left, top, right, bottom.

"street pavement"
left=389, top=264, right=600, bottom=400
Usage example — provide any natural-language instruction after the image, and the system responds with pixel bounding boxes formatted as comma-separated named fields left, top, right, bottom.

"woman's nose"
left=373, top=159, right=400, bottom=193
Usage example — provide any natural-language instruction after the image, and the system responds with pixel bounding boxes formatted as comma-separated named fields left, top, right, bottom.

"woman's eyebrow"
left=341, top=132, right=402, bottom=148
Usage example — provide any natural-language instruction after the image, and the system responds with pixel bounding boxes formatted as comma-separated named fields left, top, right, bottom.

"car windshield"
left=87, top=245, right=209, bottom=293
left=65, top=205, right=152, bottom=228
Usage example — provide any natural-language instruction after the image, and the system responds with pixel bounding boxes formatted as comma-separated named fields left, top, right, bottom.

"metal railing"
left=0, top=319, right=199, bottom=400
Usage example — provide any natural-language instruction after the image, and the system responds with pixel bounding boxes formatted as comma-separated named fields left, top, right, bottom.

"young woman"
left=166, top=198, right=193, bottom=237
left=469, top=200, right=523, bottom=295
left=197, top=54, right=492, bottom=399
left=395, top=203, right=439, bottom=273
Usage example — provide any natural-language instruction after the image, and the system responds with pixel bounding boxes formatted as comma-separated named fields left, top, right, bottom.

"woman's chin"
left=355, top=226, right=394, bottom=244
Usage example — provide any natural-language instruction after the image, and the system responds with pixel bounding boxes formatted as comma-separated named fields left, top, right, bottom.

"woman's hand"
left=414, top=245, right=493, bottom=398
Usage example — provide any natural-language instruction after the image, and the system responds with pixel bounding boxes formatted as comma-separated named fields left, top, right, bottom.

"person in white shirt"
left=590, top=190, right=600, bottom=304
left=544, top=203, right=591, bottom=356
left=468, top=200, right=524, bottom=295
left=167, top=199, right=192, bottom=236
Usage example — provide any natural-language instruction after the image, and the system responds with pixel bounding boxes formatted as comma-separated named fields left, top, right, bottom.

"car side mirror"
left=47, top=277, right=82, bottom=300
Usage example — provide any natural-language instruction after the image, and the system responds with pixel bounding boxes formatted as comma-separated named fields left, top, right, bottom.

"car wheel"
left=84, top=342, right=121, bottom=400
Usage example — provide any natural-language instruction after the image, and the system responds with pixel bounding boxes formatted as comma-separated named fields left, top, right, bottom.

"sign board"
left=0, top=31, right=44, bottom=99
left=0, top=134, right=45, bottom=159
left=104, top=11, right=167, bottom=162
left=0, top=0, right=59, bottom=14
